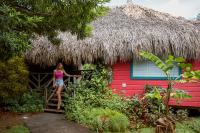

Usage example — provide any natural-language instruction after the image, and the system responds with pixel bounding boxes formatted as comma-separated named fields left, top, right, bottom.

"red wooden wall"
left=109, top=61, right=200, bottom=107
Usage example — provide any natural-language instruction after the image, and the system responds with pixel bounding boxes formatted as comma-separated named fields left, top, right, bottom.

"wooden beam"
left=38, top=74, right=41, bottom=89
left=40, top=74, right=49, bottom=83
left=29, top=79, right=38, bottom=89
left=30, top=73, right=39, bottom=82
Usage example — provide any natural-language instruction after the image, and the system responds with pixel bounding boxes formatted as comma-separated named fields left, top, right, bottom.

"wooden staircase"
left=28, top=72, right=93, bottom=114
left=40, top=75, right=81, bottom=114
left=44, top=89, right=65, bottom=113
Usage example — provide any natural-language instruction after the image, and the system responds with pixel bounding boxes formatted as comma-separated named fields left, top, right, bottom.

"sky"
left=107, top=0, right=200, bottom=19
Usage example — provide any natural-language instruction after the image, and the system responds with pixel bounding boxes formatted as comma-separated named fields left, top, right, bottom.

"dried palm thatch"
left=192, top=21, right=200, bottom=31
left=26, top=4, right=200, bottom=67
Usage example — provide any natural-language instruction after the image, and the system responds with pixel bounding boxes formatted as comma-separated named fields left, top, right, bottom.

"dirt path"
left=0, top=112, right=23, bottom=132
left=23, top=113, right=95, bottom=133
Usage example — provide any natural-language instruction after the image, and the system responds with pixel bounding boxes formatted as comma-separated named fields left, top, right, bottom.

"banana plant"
left=139, top=51, right=200, bottom=115
left=145, top=87, right=162, bottom=100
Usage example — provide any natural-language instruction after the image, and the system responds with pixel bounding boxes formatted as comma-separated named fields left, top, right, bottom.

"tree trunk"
left=165, top=82, right=172, bottom=115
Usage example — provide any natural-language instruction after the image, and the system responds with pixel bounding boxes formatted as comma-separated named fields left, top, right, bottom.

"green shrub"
left=64, top=83, right=128, bottom=121
left=64, top=64, right=129, bottom=122
left=128, top=85, right=190, bottom=126
left=176, top=109, right=189, bottom=120
left=84, top=108, right=129, bottom=132
left=176, top=117, right=200, bottom=133
left=0, top=56, right=29, bottom=106
left=8, top=91, right=44, bottom=113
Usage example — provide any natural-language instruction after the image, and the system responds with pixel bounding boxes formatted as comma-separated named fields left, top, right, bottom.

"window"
left=130, top=61, right=181, bottom=80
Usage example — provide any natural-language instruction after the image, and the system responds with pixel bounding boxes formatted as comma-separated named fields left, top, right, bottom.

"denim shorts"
left=55, top=79, right=64, bottom=87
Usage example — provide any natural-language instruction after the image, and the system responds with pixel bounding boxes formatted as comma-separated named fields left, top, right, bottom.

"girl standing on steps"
left=53, top=63, right=78, bottom=110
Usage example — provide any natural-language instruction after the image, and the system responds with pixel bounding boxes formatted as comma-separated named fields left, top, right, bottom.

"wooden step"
left=44, top=108, right=64, bottom=113
left=50, top=98, right=58, bottom=101
left=52, top=93, right=65, bottom=97
left=47, top=103, right=57, bottom=107
left=47, top=103, right=64, bottom=107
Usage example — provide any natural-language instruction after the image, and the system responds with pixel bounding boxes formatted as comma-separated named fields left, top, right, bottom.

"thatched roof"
left=26, top=4, right=200, bottom=66
left=192, top=21, right=200, bottom=31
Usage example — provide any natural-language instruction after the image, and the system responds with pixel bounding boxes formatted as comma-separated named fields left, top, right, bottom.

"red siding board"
left=110, top=60, right=200, bottom=108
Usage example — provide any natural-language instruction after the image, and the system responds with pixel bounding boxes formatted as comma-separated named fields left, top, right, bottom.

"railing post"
left=38, top=73, right=41, bottom=89
left=73, top=77, right=75, bottom=97
left=44, top=87, right=47, bottom=108
left=73, top=77, right=76, bottom=84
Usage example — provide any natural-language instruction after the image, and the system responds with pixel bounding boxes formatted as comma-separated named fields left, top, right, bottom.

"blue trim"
left=130, top=63, right=182, bottom=80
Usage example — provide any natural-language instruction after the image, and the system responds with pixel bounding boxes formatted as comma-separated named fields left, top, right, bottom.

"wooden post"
left=44, top=87, right=47, bottom=108
left=73, top=76, right=77, bottom=97
left=77, top=64, right=83, bottom=83
left=38, top=73, right=41, bottom=89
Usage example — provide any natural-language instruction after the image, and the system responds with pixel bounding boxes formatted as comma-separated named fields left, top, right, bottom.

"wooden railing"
left=45, top=75, right=80, bottom=108
left=28, top=72, right=81, bottom=107
left=28, top=70, right=93, bottom=91
left=28, top=70, right=95, bottom=111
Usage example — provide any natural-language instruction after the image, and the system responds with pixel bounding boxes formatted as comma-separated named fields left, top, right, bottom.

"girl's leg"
left=56, top=85, right=64, bottom=110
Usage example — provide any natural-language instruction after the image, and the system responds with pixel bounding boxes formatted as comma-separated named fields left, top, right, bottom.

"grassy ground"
left=131, top=117, right=200, bottom=133
left=2, top=125, right=30, bottom=133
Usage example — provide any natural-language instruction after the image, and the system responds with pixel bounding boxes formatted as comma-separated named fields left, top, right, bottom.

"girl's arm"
left=63, top=70, right=71, bottom=77
left=63, top=70, right=80, bottom=77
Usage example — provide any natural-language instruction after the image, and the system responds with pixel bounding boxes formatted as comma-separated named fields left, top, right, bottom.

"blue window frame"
left=130, top=61, right=182, bottom=80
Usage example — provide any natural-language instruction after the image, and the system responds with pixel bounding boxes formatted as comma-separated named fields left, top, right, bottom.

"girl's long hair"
left=56, top=63, right=63, bottom=70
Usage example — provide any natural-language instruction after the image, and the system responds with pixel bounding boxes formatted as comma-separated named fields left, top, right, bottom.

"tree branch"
left=9, top=3, right=52, bottom=16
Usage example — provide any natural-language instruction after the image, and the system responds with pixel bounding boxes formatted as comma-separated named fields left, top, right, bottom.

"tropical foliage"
left=139, top=51, right=199, bottom=115
left=131, top=116, right=200, bottom=133
left=8, top=91, right=44, bottom=113
left=0, top=56, right=29, bottom=106
left=84, top=108, right=129, bottom=132
left=139, top=51, right=200, bottom=133
left=63, top=62, right=200, bottom=132
left=0, top=0, right=110, bottom=60
left=64, top=64, right=130, bottom=132
left=116, top=85, right=190, bottom=129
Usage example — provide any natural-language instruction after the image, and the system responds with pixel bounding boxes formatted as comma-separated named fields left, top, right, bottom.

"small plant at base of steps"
left=8, top=91, right=44, bottom=113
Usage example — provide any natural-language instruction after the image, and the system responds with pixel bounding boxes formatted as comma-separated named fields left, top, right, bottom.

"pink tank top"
left=55, top=70, right=64, bottom=79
